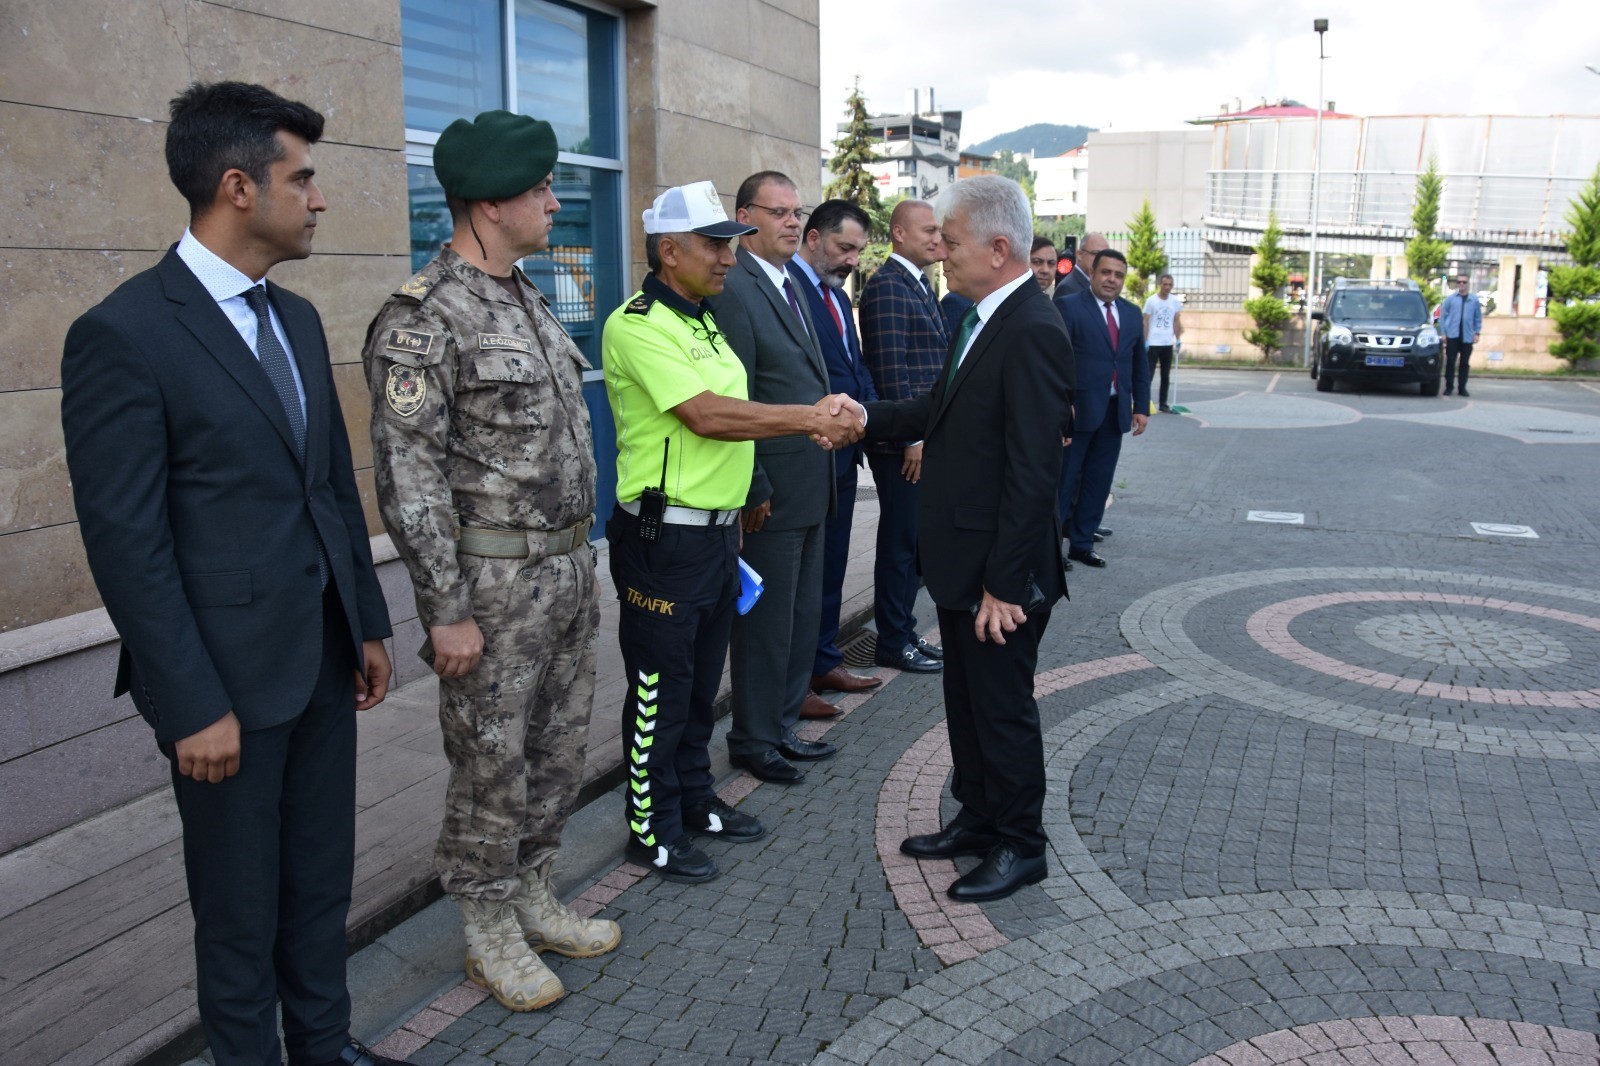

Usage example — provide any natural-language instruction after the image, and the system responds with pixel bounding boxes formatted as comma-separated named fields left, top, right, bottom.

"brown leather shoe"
left=801, top=693, right=844, bottom=720
left=810, top=667, right=884, bottom=694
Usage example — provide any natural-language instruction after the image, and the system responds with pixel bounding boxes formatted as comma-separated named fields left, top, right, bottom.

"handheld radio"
left=636, top=437, right=669, bottom=542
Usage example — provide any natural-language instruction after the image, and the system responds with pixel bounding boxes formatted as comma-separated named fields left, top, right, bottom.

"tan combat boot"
left=513, top=862, right=621, bottom=958
left=458, top=897, right=565, bottom=1011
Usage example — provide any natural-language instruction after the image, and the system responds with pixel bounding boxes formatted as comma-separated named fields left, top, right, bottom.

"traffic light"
left=1056, top=235, right=1077, bottom=275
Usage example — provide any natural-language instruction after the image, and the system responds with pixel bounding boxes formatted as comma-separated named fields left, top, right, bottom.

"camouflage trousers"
left=434, top=548, right=599, bottom=901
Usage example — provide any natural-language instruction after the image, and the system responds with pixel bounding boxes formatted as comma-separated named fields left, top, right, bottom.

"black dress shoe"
left=946, top=844, right=1047, bottom=902
left=684, top=797, right=765, bottom=843
left=1458, top=387, right=1470, bottom=397
left=900, top=823, right=1000, bottom=859
left=314, top=1038, right=419, bottom=1066
left=1097, top=527, right=1112, bottom=537
left=778, top=729, right=836, bottom=761
left=1092, top=531, right=1104, bottom=542
left=731, top=749, right=805, bottom=784
left=913, top=636, right=944, bottom=661
left=625, top=834, right=718, bottom=883
left=875, top=643, right=942, bottom=673
left=1067, top=548, right=1107, bottom=568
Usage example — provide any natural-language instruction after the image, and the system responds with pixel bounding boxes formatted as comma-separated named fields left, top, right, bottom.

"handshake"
left=809, top=393, right=867, bottom=450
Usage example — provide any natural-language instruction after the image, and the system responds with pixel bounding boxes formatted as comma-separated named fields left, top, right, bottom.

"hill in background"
left=966, top=122, right=1097, bottom=158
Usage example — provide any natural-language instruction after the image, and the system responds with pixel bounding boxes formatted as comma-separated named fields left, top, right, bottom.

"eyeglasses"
left=746, top=203, right=808, bottom=222
left=689, top=319, right=724, bottom=350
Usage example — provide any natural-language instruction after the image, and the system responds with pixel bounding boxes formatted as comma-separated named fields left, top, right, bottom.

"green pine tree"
left=991, top=150, right=1037, bottom=209
left=1243, top=213, right=1291, bottom=359
left=1406, top=158, right=1451, bottom=309
left=1549, top=164, right=1600, bottom=367
left=825, top=78, right=884, bottom=226
left=1124, top=200, right=1167, bottom=305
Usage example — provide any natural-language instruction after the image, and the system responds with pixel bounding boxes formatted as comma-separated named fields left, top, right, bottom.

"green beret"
left=433, top=110, right=558, bottom=200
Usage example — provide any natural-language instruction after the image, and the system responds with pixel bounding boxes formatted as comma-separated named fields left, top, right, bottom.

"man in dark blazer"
left=865, top=175, right=1074, bottom=902
left=859, top=199, right=950, bottom=675
left=707, top=171, right=839, bottom=784
left=789, top=199, right=883, bottom=706
left=60, top=83, right=403, bottom=1066
left=1053, top=231, right=1107, bottom=298
left=1054, top=248, right=1151, bottom=568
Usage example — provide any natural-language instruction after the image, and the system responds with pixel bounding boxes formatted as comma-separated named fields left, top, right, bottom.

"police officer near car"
left=363, top=110, right=619, bottom=1013
left=601, top=181, right=866, bottom=884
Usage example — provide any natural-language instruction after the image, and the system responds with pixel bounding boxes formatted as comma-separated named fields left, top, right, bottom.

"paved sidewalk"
left=322, top=371, right=1600, bottom=1066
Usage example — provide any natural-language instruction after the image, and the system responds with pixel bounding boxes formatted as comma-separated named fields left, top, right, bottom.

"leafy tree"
left=1549, top=164, right=1600, bottom=367
left=1406, top=158, right=1450, bottom=309
left=1123, top=200, right=1167, bottom=305
left=825, top=78, right=883, bottom=222
left=1243, top=212, right=1292, bottom=359
left=991, top=150, right=1036, bottom=209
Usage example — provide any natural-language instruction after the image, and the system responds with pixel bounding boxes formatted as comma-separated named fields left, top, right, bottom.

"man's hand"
left=742, top=500, right=772, bottom=533
left=809, top=396, right=864, bottom=450
left=825, top=393, right=867, bottom=424
left=1132, top=413, right=1149, bottom=437
left=901, top=442, right=923, bottom=483
left=974, top=590, right=1026, bottom=645
left=175, top=711, right=241, bottom=783
left=430, top=616, right=484, bottom=679
left=355, top=639, right=392, bottom=711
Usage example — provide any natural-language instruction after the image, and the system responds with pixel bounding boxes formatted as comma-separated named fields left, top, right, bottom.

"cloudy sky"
left=817, top=0, right=1600, bottom=148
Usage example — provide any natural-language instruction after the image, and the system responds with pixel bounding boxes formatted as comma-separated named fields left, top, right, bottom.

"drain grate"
left=840, top=629, right=878, bottom=669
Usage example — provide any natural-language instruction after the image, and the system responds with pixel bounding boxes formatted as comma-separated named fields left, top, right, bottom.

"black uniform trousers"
left=167, top=587, right=357, bottom=1066
left=608, top=506, right=739, bottom=850
left=934, top=604, right=1052, bottom=853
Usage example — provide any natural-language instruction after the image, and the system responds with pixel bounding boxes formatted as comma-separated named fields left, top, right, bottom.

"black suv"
left=1310, top=278, right=1443, bottom=395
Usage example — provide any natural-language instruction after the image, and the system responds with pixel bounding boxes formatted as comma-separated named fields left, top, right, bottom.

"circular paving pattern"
left=824, top=567, right=1600, bottom=1066
left=1354, top=612, right=1572, bottom=669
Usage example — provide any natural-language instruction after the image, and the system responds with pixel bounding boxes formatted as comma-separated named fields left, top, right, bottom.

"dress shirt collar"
left=746, top=248, right=792, bottom=291
left=889, top=253, right=932, bottom=288
left=956, top=269, right=1032, bottom=362
left=176, top=228, right=262, bottom=302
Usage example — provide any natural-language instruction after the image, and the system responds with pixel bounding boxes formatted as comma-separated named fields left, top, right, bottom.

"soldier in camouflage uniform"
left=364, top=111, right=618, bottom=1013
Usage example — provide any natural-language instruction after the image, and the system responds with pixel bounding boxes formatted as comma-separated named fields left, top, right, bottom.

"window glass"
left=401, top=0, right=504, bottom=133
left=522, top=163, right=624, bottom=365
left=515, top=0, right=619, bottom=157
left=408, top=164, right=452, bottom=272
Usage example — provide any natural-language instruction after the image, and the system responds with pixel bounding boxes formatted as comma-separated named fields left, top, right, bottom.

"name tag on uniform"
left=385, top=328, right=434, bottom=355
left=478, top=333, right=534, bottom=353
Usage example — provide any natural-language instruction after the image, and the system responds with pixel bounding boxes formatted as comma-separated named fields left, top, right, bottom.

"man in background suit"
left=1054, top=231, right=1108, bottom=298
left=866, top=175, right=1074, bottom=902
left=859, top=199, right=948, bottom=675
left=60, top=82, right=404, bottom=1066
left=708, top=171, right=840, bottom=785
left=789, top=199, right=884, bottom=707
left=1054, top=248, right=1150, bottom=569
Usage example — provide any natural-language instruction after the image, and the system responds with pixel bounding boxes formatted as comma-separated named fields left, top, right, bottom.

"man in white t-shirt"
left=1142, top=273, right=1183, bottom=413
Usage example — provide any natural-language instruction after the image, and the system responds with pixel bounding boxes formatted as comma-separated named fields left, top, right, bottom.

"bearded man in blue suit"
left=1053, top=248, right=1150, bottom=568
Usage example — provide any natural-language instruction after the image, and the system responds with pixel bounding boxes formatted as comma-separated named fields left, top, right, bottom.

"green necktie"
left=946, top=306, right=980, bottom=387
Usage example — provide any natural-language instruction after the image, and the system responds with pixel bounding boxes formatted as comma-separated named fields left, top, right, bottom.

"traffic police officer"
left=601, top=181, right=866, bottom=883
left=364, top=110, right=617, bottom=1012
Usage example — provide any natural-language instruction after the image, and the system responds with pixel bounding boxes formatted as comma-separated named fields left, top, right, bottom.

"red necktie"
left=1105, top=301, right=1121, bottom=392
left=821, top=284, right=845, bottom=338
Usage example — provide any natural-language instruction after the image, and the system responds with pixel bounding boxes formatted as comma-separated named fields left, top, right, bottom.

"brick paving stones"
left=375, top=374, right=1600, bottom=1065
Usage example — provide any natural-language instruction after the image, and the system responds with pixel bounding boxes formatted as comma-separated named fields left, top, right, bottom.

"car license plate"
left=1364, top=355, right=1405, bottom=367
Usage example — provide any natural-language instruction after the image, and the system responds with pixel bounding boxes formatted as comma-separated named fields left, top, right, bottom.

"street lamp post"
left=1304, top=18, right=1329, bottom=368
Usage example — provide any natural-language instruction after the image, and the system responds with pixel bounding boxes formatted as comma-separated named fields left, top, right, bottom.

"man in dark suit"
left=60, top=83, right=404, bottom=1066
left=789, top=199, right=884, bottom=706
left=865, top=175, right=1074, bottom=902
left=859, top=199, right=949, bottom=675
left=1054, top=248, right=1151, bottom=569
left=708, top=171, right=840, bottom=785
left=1054, top=231, right=1107, bottom=298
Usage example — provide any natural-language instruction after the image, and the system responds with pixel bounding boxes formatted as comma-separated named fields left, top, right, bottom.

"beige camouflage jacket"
left=364, top=247, right=596, bottom=627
